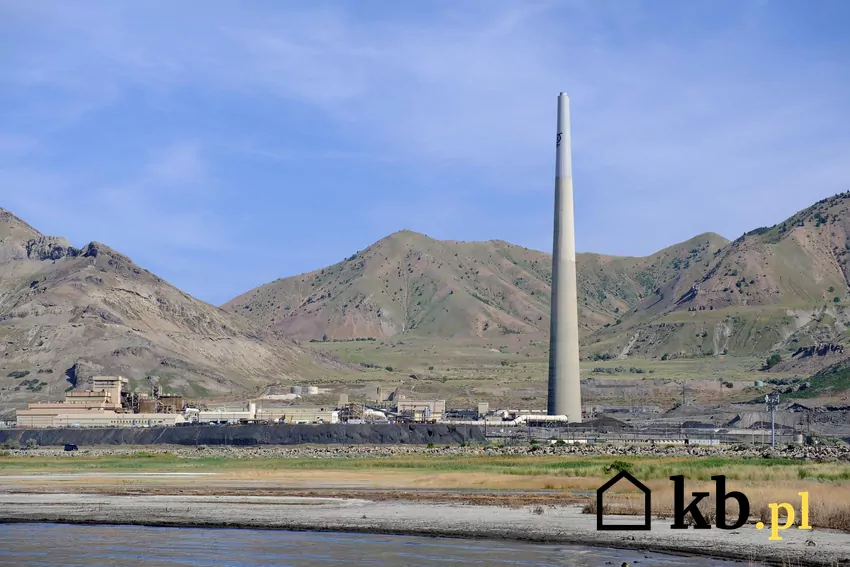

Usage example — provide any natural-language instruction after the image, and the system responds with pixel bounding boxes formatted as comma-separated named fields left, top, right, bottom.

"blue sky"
left=2, top=0, right=849, bottom=305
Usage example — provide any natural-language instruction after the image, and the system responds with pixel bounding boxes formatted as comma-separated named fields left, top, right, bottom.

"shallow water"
left=0, top=523, right=741, bottom=566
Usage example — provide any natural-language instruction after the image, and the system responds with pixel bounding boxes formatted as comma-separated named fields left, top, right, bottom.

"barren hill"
left=590, top=192, right=850, bottom=361
left=226, top=191, right=850, bottom=364
left=223, top=230, right=728, bottom=341
left=676, top=192, right=850, bottom=310
left=0, top=209, right=344, bottom=408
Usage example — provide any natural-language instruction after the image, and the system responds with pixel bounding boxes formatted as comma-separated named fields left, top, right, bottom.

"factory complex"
left=13, top=376, right=349, bottom=428
left=12, top=375, right=462, bottom=428
left=14, top=377, right=186, bottom=428
left=13, top=94, right=587, bottom=431
left=12, top=375, right=583, bottom=429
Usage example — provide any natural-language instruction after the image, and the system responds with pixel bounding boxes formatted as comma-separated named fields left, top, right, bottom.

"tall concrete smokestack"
left=547, top=92, right=582, bottom=422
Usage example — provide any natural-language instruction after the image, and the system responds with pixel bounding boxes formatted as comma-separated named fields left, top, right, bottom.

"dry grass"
left=584, top=479, right=850, bottom=530
left=310, top=335, right=778, bottom=407
left=3, top=452, right=849, bottom=530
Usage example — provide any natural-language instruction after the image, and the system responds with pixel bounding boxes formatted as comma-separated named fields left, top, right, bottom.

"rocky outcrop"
left=26, top=236, right=80, bottom=261
left=78, top=241, right=133, bottom=265
left=792, top=343, right=845, bottom=359
left=74, top=304, right=125, bottom=325
left=64, top=360, right=104, bottom=388
left=110, top=345, right=154, bottom=358
left=768, top=342, right=850, bottom=375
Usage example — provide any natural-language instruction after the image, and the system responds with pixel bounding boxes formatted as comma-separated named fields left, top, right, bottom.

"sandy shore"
left=1, top=492, right=849, bottom=566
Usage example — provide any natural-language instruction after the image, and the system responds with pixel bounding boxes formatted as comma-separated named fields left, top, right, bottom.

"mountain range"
left=226, top=192, right=850, bottom=362
left=4, top=191, right=850, bottom=405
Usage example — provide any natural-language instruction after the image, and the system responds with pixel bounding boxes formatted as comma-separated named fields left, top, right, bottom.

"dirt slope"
left=0, top=209, right=346, bottom=407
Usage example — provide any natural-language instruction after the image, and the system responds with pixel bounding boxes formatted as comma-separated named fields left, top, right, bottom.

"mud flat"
left=0, top=493, right=848, bottom=566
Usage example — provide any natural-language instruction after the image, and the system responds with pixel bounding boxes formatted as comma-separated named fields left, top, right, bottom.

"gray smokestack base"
left=547, top=92, right=583, bottom=422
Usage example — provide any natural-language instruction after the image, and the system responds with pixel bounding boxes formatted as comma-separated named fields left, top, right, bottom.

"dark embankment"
left=0, top=423, right=486, bottom=447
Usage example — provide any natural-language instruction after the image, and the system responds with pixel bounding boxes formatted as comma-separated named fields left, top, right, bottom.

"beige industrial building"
left=195, top=403, right=339, bottom=424
left=256, top=406, right=339, bottom=424
left=397, top=399, right=445, bottom=422
left=15, top=376, right=185, bottom=428
left=17, top=411, right=184, bottom=428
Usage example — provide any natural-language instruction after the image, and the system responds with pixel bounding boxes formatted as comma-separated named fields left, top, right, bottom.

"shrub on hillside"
left=765, top=353, right=782, bottom=369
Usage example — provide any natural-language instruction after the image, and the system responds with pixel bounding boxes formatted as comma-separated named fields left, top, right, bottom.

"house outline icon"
left=596, top=470, right=652, bottom=531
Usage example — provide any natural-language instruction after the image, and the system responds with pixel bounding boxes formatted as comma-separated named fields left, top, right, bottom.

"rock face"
left=768, top=343, right=849, bottom=375
left=794, top=343, right=845, bottom=358
left=0, top=208, right=349, bottom=408
left=25, top=237, right=79, bottom=261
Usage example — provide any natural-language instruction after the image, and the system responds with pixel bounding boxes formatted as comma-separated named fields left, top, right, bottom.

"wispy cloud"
left=0, top=141, right=228, bottom=255
left=1, top=0, right=849, bottom=302
left=147, top=141, right=209, bottom=189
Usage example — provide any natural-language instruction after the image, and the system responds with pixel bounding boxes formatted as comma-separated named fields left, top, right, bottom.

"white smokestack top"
left=547, top=92, right=582, bottom=422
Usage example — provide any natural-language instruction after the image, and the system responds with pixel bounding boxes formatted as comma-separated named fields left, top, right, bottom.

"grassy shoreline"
left=2, top=452, right=849, bottom=479
left=3, top=450, right=850, bottom=531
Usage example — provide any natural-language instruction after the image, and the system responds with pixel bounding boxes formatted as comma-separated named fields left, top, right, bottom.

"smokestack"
left=547, top=92, right=582, bottom=422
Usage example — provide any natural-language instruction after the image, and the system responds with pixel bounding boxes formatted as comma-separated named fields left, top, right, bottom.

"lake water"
left=0, top=523, right=742, bottom=566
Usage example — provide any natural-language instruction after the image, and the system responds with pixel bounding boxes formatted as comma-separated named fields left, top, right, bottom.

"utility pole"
left=766, top=392, right=780, bottom=447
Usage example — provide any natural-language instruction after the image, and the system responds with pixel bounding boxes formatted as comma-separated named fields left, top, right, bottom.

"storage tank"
left=306, top=386, right=319, bottom=395
left=291, top=386, right=303, bottom=395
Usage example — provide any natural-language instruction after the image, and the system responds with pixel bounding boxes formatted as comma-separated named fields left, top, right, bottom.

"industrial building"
left=14, top=375, right=345, bottom=428
left=18, top=412, right=185, bottom=429
left=396, top=399, right=445, bottom=422
left=12, top=375, right=457, bottom=429
left=15, top=376, right=186, bottom=428
left=194, top=404, right=339, bottom=425
left=257, top=406, right=339, bottom=424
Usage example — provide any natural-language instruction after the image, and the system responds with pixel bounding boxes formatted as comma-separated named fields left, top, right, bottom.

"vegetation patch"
left=790, top=359, right=850, bottom=398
